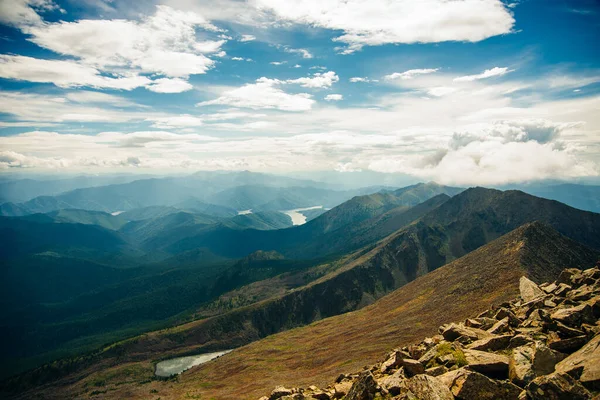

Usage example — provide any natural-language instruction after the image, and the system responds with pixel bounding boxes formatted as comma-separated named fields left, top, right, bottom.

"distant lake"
left=283, top=206, right=323, bottom=225
left=155, top=350, right=232, bottom=377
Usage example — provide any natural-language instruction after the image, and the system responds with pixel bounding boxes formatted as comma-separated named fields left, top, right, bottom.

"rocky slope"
left=261, top=265, right=600, bottom=400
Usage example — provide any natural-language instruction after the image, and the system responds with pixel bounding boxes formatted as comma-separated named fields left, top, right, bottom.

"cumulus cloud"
left=454, top=67, right=513, bottom=82
left=146, top=78, right=194, bottom=93
left=349, top=77, right=376, bottom=83
left=368, top=119, right=595, bottom=185
left=324, top=94, right=343, bottom=101
left=286, top=71, right=339, bottom=88
left=253, top=0, right=514, bottom=53
left=196, top=77, right=315, bottom=111
left=384, top=69, right=439, bottom=80
left=3, top=4, right=225, bottom=90
left=145, top=115, right=204, bottom=129
left=270, top=61, right=286, bottom=65
left=231, top=57, right=253, bottom=61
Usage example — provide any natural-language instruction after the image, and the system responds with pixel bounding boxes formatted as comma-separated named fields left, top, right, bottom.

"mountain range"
left=1, top=177, right=600, bottom=399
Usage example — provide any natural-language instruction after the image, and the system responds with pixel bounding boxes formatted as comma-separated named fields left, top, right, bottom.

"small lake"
left=155, top=350, right=232, bottom=377
left=283, top=206, right=323, bottom=225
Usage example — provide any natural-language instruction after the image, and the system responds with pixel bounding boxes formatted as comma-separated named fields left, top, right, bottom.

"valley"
left=1, top=172, right=599, bottom=399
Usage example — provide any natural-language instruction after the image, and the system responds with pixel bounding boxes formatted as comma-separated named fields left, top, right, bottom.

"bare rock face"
left=403, top=374, right=453, bottom=400
left=446, top=368, right=522, bottom=400
left=520, top=276, right=545, bottom=302
left=555, top=334, right=600, bottom=390
left=345, top=371, right=377, bottom=400
left=526, top=372, right=592, bottom=400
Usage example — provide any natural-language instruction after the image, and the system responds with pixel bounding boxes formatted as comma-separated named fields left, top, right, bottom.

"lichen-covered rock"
left=378, top=369, right=405, bottom=395
left=425, top=365, right=448, bottom=377
left=555, top=334, right=600, bottom=390
left=345, top=371, right=377, bottom=400
left=526, top=372, right=592, bottom=400
left=488, top=317, right=510, bottom=334
left=403, top=374, right=453, bottom=400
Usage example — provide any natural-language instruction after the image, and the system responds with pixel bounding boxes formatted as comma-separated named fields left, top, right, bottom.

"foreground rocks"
left=260, top=266, right=600, bottom=399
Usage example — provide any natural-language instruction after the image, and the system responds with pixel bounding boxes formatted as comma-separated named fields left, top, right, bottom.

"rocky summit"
left=260, top=265, right=600, bottom=400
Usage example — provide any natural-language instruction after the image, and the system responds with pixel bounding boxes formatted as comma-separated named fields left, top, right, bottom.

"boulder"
left=403, top=374, right=453, bottom=400
left=425, top=365, right=448, bottom=377
left=447, top=368, right=522, bottom=400
left=542, top=283, right=558, bottom=294
left=509, top=341, right=569, bottom=387
left=510, top=334, right=534, bottom=348
left=488, top=317, right=510, bottom=334
left=441, top=323, right=491, bottom=342
left=468, top=334, right=512, bottom=351
left=494, top=308, right=521, bottom=327
left=378, top=369, right=405, bottom=396
left=270, top=387, right=294, bottom=400
left=558, top=268, right=582, bottom=285
left=332, top=382, right=352, bottom=399
left=521, top=276, right=545, bottom=302
left=345, top=371, right=377, bottom=400
left=551, top=304, right=595, bottom=327
left=380, top=351, right=402, bottom=373
left=555, top=334, right=600, bottom=390
left=401, top=358, right=425, bottom=377
left=463, top=349, right=509, bottom=378
left=526, top=372, right=592, bottom=400
left=548, top=334, right=588, bottom=354
left=555, top=283, right=573, bottom=297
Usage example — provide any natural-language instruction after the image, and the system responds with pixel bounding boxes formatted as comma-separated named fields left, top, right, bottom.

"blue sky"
left=0, top=0, right=599, bottom=185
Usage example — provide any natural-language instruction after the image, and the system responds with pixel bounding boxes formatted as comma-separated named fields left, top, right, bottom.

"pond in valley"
left=155, top=350, right=232, bottom=377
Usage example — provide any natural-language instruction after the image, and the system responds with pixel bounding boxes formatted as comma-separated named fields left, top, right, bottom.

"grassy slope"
left=27, top=222, right=597, bottom=400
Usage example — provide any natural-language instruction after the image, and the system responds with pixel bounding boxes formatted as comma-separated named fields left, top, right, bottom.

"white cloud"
left=253, top=0, right=514, bottom=53
left=232, top=57, right=253, bottom=61
left=146, top=78, right=194, bottom=93
left=65, top=91, right=137, bottom=107
left=0, top=0, right=58, bottom=28
left=286, top=71, right=339, bottom=88
left=240, top=34, right=256, bottom=42
left=384, top=69, right=439, bottom=81
left=145, top=115, right=204, bottom=129
left=427, top=86, right=457, bottom=97
left=349, top=77, right=376, bottom=83
left=22, top=5, right=223, bottom=78
left=0, top=55, right=151, bottom=90
left=324, top=94, right=343, bottom=101
left=196, top=77, right=315, bottom=111
left=270, top=61, right=286, bottom=65
left=284, top=48, right=313, bottom=58
left=454, top=67, right=513, bottom=82
left=293, top=64, right=301, bottom=68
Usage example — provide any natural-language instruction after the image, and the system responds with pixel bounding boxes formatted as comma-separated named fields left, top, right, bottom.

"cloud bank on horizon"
left=0, top=0, right=599, bottom=185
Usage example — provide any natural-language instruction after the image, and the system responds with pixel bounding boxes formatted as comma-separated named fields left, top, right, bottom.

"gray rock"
left=521, top=276, right=545, bottom=302
left=463, top=349, right=509, bottom=378
left=441, top=323, right=491, bottom=342
left=550, top=304, right=595, bottom=327
left=555, top=334, right=600, bottom=390
left=270, top=386, right=294, bottom=400
left=468, top=334, right=512, bottom=351
left=488, top=317, right=510, bottom=334
left=378, top=369, right=405, bottom=396
left=345, top=371, right=377, bottom=400
left=446, top=368, right=522, bottom=400
left=425, top=365, right=448, bottom=377
left=548, top=334, right=588, bottom=354
left=401, top=358, right=425, bottom=377
left=403, top=374, right=453, bottom=400
left=526, top=372, right=592, bottom=400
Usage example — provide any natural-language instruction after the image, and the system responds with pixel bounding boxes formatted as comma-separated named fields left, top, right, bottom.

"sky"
left=0, top=0, right=599, bottom=185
